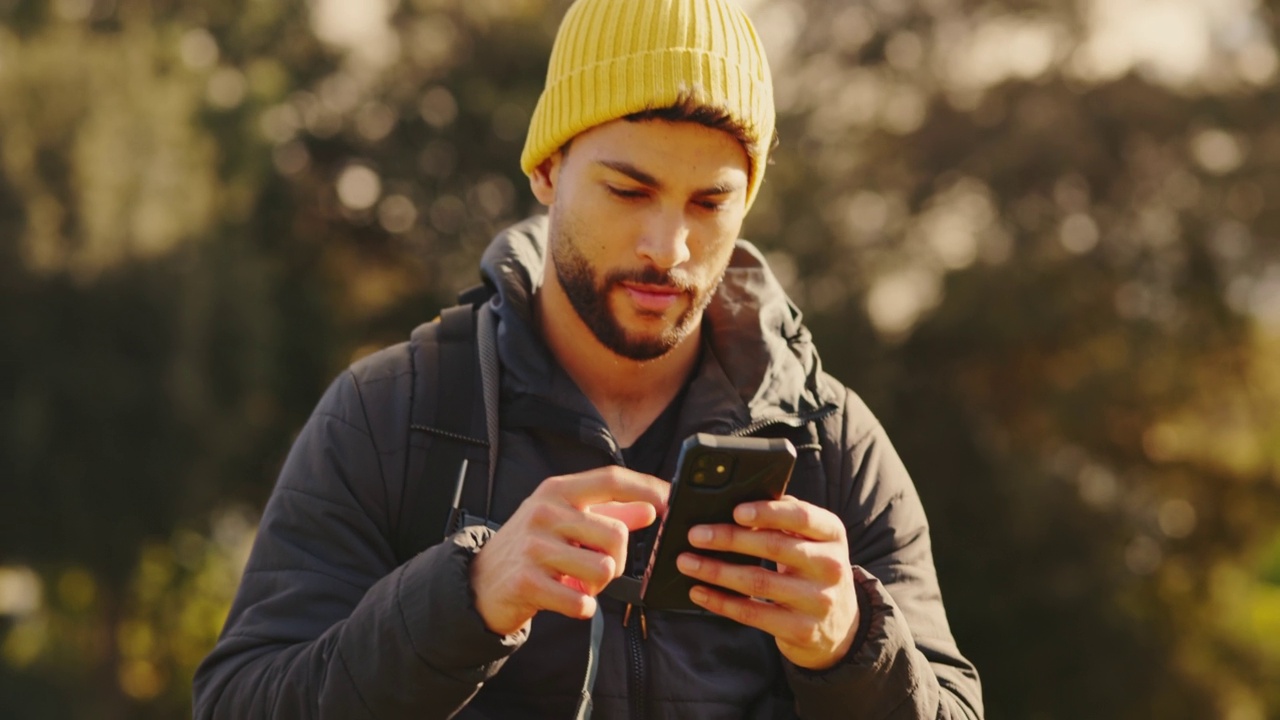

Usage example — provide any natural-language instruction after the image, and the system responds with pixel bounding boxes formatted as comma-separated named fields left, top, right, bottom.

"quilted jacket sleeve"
left=192, top=358, right=526, bottom=719
left=785, top=386, right=984, bottom=720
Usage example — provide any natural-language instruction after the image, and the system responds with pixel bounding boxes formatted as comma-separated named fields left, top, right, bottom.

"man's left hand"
left=676, top=497, right=859, bottom=671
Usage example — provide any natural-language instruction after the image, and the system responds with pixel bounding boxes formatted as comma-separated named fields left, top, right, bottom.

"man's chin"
left=592, top=296, right=699, bottom=360
left=592, top=324, right=679, bottom=362
left=604, top=335, right=674, bottom=362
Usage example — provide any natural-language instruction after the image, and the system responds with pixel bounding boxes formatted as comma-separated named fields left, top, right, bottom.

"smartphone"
left=640, top=433, right=797, bottom=611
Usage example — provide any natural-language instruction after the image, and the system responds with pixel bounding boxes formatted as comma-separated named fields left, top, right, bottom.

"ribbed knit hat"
left=521, top=0, right=775, bottom=210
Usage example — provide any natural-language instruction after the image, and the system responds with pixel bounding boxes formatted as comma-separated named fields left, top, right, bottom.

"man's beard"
left=552, top=226, right=720, bottom=362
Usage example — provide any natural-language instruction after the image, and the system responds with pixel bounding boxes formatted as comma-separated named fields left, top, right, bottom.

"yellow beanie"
left=521, top=0, right=775, bottom=210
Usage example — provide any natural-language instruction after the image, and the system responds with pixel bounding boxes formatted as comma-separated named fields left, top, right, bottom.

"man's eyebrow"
left=598, top=160, right=663, bottom=190
left=692, top=180, right=741, bottom=197
left=597, top=159, right=743, bottom=196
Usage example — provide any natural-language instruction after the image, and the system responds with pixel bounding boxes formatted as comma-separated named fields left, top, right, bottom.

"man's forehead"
left=570, top=120, right=750, bottom=186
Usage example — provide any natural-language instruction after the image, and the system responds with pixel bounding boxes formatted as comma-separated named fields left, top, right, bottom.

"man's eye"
left=607, top=186, right=646, bottom=200
left=696, top=200, right=725, bottom=212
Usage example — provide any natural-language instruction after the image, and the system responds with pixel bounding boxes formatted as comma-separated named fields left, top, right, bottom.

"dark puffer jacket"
left=193, top=216, right=983, bottom=719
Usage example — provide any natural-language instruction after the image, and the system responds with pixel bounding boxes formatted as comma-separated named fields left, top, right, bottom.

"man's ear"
left=529, top=153, right=561, bottom=206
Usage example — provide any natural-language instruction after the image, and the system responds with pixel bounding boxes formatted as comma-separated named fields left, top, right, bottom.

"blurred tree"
left=0, top=1, right=343, bottom=716
left=2, top=0, right=1279, bottom=718
left=753, top=1, right=1280, bottom=716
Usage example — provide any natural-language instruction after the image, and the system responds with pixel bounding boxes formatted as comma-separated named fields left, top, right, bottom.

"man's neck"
left=536, top=279, right=700, bottom=448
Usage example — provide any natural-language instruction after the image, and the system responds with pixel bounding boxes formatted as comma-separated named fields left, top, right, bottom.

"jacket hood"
left=478, top=215, right=833, bottom=427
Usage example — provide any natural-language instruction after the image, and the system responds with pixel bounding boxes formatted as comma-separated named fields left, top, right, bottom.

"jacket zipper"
left=606, top=432, right=649, bottom=720
left=622, top=528, right=650, bottom=720
left=624, top=607, right=647, bottom=720
left=622, top=522, right=650, bottom=720
left=726, top=404, right=841, bottom=438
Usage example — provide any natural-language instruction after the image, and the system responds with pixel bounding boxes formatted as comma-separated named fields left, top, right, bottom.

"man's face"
left=533, top=119, right=750, bottom=361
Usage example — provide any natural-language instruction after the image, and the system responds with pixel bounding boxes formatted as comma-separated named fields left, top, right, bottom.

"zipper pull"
left=622, top=604, right=649, bottom=639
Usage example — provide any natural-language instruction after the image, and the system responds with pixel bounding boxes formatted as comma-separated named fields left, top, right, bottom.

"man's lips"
left=620, top=281, right=683, bottom=312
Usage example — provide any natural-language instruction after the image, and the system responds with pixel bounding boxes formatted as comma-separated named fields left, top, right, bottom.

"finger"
left=676, top=553, right=824, bottom=615
left=523, top=500, right=632, bottom=568
left=522, top=571, right=599, bottom=620
left=544, top=466, right=670, bottom=513
left=732, top=498, right=845, bottom=543
left=689, top=581, right=859, bottom=671
left=686, top=583, right=803, bottom=638
left=686, top=525, right=848, bottom=582
left=587, top=500, right=659, bottom=531
left=559, top=514, right=632, bottom=573
left=534, top=538, right=620, bottom=595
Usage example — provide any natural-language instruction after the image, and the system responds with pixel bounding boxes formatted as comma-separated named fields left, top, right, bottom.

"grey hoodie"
left=193, top=216, right=983, bottom=719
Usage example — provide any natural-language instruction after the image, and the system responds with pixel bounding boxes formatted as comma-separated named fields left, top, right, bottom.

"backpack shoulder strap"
left=423, top=304, right=486, bottom=526
left=395, top=287, right=494, bottom=561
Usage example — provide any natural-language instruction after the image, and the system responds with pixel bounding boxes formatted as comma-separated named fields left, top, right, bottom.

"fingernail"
left=736, top=505, right=756, bottom=523
left=677, top=554, right=701, bottom=573
left=690, top=586, right=709, bottom=604
left=689, top=527, right=712, bottom=544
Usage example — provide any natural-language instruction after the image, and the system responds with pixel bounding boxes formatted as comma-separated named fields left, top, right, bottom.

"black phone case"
left=640, top=433, right=797, bottom=611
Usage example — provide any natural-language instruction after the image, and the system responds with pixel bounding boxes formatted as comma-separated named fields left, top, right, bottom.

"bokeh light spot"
left=420, top=86, right=459, bottom=128
left=378, top=195, right=418, bottom=234
left=53, top=0, right=92, bottom=22
left=1126, top=535, right=1163, bottom=575
left=1060, top=213, right=1100, bottom=254
left=428, top=195, right=467, bottom=234
left=470, top=175, right=516, bottom=219
left=1237, top=42, right=1279, bottom=85
left=1078, top=464, right=1119, bottom=508
left=336, top=165, right=382, bottom=211
left=1191, top=129, right=1245, bottom=176
left=844, top=191, right=890, bottom=239
left=0, top=566, right=42, bottom=616
left=272, top=141, right=310, bottom=176
left=2, top=617, right=48, bottom=668
left=310, top=0, right=400, bottom=69
left=866, top=268, right=942, bottom=339
left=259, top=104, right=302, bottom=144
left=179, top=29, right=219, bottom=71
left=1159, top=499, right=1197, bottom=539
left=207, top=68, right=248, bottom=110
left=356, top=102, right=398, bottom=142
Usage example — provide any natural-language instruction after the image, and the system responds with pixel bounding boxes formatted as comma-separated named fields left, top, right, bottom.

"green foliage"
left=2, top=0, right=1279, bottom=717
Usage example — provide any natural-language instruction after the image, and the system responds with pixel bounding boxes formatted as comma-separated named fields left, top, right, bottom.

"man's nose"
left=636, top=207, right=692, bottom=270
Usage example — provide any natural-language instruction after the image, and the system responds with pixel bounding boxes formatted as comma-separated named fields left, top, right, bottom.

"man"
left=194, top=0, right=983, bottom=717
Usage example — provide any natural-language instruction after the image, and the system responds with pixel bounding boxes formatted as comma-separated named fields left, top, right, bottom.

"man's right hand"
left=469, top=466, right=670, bottom=636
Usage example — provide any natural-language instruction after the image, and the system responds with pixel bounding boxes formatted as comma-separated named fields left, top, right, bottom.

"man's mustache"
left=604, top=266, right=695, bottom=292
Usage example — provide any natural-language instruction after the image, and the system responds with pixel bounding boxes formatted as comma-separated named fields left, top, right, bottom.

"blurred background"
left=1, top=0, right=1279, bottom=717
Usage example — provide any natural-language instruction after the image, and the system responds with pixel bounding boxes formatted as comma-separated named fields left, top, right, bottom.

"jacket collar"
left=478, top=215, right=834, bottom=434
